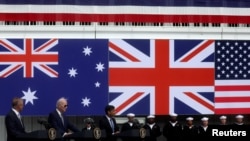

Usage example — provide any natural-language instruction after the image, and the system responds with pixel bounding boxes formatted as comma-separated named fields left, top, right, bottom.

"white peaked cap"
left=170, top=113, right=178, bottom=117
left=147, top=115, right=155, bottom=119
left=220, top=116, right=227, bottom=120
left=186, top=117, right=194, bottom=121
left=235, top=115, right=244, bottom=119
left=127, top=113, right=135, bottom=117
left=201, top=117, right=209, bottom=121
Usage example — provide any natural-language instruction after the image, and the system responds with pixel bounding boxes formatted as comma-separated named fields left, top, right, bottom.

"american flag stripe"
left=1, top=13, right=250, bottom=23
left=0, top=4, right=250, bottom=23
left=215, top=80, right=250, bottom=114
left=215, top=91, right=250, bottom=97
left=215, top=97, right=250, bottom=102
left=215, top=80, right=250, bottom=85
left=215, top=86, right=250, bottom=91
left=215, top=108, right=250, bottom=114
left=0, top=5, right=249, bottom=16
left=215, top=103, right=250, bottom=108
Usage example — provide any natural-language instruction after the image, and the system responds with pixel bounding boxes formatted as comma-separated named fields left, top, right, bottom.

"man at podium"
left=5, top=97, right=26, bottom=141
left=99, top=105, right=120, bottom=141
left=48, top=97, right=80, bottom=138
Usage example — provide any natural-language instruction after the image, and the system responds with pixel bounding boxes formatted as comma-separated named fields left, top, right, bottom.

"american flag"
left=0, top=39, right=108, bottom=115
left=214, top=41, right=250, bottom=114
left=0, top=0, right=249, bottom=24
left=109, top=39, right=214, bottom=115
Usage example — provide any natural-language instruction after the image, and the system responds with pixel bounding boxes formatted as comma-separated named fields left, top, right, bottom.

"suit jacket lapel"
left=105, top=117, right=112, bottom=131
left=55, top=111, right=65, bottom=128
left=12, top=110, right=24, bottom=129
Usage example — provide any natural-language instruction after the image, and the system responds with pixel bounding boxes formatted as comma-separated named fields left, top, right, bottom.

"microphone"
left=133, top=119, right=141, bottom=128
left=37, top=118, right=51, bottom=130
left=84, top=117, right=96, bottom=128
left=37, top=118, right=48, bottom=124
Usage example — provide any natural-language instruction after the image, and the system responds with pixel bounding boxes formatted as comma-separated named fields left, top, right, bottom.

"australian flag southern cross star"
left=0, top=39, right=108, bottom=115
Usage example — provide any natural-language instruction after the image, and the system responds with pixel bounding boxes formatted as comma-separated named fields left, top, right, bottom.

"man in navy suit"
left=48, top=97, right=80, bottom=137
left=5, top=97, right=26, bottom=141
left=99, top=105, right=120, bottom=141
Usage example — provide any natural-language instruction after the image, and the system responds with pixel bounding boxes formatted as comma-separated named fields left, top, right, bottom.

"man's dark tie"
left=110, top=119, right=114, bottom=133
left=60, top=114, right=64, bottom=126
left=17, top=113, right=23, bottom=127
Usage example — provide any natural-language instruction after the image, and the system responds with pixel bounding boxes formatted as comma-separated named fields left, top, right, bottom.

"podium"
left=118, top=128, right=150, bottom=141
left=17, top=129, right=62, bottom=141
left=64, top=128, right=106, bottom=141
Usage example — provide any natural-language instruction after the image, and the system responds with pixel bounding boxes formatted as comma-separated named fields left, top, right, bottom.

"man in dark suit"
left=48, top=97, right=80, bottom=138
left=99, top=105, right=120, bottom=141
left=5, top=97, right=26, bottom=141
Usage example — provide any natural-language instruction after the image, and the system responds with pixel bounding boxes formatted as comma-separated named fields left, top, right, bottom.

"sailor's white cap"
left=186, top=117, right=194, bottom=121
left=201, top=117, right=209, bottom=121
left=220, top=116, right=227, bottom=120
left=235, top=115, right=244, bottom=119
left=147, top=115, right=155, bottom=119
left=169, top=113, right=178, bottom=117
left=127, top=113, right=135, bottom=117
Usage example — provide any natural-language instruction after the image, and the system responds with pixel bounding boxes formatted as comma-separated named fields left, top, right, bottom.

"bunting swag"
left=0, top=0, right=250, bottom=23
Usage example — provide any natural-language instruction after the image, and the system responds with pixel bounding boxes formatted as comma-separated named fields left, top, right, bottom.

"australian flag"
left=0, top=39, right=108, bottom=116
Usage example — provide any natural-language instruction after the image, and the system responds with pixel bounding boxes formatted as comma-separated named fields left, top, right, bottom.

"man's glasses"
left=64, top=105, right=68, bottom=108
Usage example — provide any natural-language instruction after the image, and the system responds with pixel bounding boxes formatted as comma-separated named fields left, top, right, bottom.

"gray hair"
left=56, top=97, right=67, bottom=108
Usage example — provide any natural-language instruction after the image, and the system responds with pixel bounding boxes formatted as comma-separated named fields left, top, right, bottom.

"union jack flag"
left=109, top=39, right=214, bottom=115
left=0, top=39, right=58, bottom=78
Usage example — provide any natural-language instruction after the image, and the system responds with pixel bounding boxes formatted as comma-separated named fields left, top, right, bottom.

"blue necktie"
left=110, top=119, right=114, bottom=133
left=60, top=114, right=64, bottom=126
left=17, top=113, right=23, bottom=127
